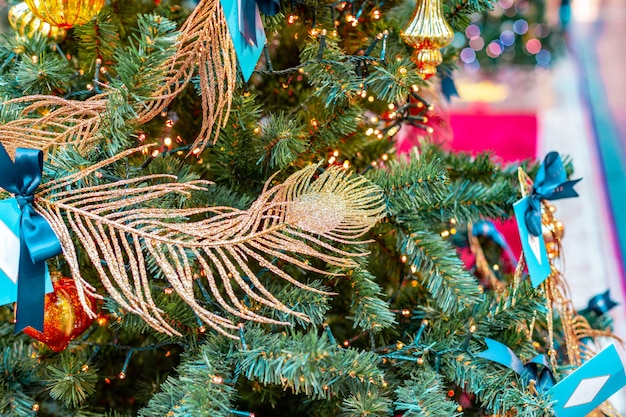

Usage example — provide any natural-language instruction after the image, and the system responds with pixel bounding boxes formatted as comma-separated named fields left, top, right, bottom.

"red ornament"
left=23, top=277, right=97, bottom=352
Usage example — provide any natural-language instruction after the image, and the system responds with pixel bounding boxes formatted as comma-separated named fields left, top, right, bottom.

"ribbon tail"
left=239, top=0, right=258, bottom=46
left=546, top=178, right=582, bottom=200
left=477, top=338, right=527, bottom=376
left=14, top=237, right=46, bottom=333
left=256, top=0, right=280, bottom=15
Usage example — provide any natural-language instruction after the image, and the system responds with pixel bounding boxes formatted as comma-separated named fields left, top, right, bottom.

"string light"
left=82, top=364, right=89, bottom=372
left=212, top=375, right=224, bottom=384
left=151, top=149, right=160, bottom=158
left=163, top=287, right=173, bottom=295
left=164, top=137, right=172, bottom=147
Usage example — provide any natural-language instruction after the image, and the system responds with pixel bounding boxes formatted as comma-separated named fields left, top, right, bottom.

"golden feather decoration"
left=34, top=154, right=385, bottom=338
left=0, top=0, right=236, bottom=155
left=0, top=95, right=108, bottom=156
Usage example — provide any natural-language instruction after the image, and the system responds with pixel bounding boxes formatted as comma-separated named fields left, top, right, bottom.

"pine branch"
left=394, top=368, right=460, bottom=417
left=139, top=348, right=237, bottom=417
left=44, top=353, right=98, bottom=408
left=366, top=149, right=449, bottom=217
left=341, top=384, right=392, bottom=417
left=350, top=268, right=396, bottom=333
left=237, top=329, right=386, bottom=399
left=396, top=220, right=481, bottom=314
left=74, top=8, right=121, bottom=74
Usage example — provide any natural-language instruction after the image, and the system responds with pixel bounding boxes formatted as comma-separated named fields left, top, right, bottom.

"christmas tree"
left=0, top=0, right=621, bottom=415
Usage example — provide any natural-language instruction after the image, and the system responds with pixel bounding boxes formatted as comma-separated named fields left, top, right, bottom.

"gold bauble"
left=23, top=0, right=105, bottom=29
left=8, top=2, right=67, bottom=43
left=400, top=0, right=454, bottom=79
left=542, top=218, right=564, bottom=259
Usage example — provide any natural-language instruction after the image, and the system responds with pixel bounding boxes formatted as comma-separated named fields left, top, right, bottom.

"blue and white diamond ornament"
left=0, top=199, right=53, bottom=306
left=549, top=344, right=626, bottom=417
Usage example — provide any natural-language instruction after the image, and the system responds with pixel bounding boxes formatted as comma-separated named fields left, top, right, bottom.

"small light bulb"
left=164, top=137, right=172, bottom=147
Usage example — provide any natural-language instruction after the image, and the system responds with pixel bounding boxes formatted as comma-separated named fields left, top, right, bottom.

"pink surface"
left=449, top=111, right=537, bottom=162
left=449, top=110, right=539, bottom=258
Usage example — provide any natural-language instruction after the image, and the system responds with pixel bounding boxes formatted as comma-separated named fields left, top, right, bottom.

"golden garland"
left=514, top=168, right=621, bottom=416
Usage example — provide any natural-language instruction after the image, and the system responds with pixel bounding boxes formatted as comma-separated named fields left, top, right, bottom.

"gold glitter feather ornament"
left=32, top=151, right=385, bottom=338
left=0, top=0, right=235, bottom=156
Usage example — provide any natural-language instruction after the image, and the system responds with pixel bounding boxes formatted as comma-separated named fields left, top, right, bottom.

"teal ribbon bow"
left=525, top=152, right=581, bottom=237
left=240, top=0, right=279, bottom=46
left=585, top=290, right=618, bottom=315
left=0, top=143, right=62, bottom=333
left=477, top=338, right=555, bottom=392
left=472, top=220, right=517, bottom=267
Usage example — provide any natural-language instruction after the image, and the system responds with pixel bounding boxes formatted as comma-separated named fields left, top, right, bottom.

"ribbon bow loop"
left=477, top=338, right=555, bottom=392
left=525, top=152, right=581, bottom=237
left=0, top=143, right=62, bottom=332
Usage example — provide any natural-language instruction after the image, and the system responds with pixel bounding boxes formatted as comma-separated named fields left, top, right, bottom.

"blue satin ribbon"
left=525, top=152, right=581, bottom=237
left=585, top=290, right=618, bottom=315
left=472, top=220, right=517, bottom=267
left=0, top=143, right=62, bottom=333
left=477, top=338, right=555, bottom=392
left=441, top=73, right=459, bottom=102
left=240, top=0, right=279, bottom=46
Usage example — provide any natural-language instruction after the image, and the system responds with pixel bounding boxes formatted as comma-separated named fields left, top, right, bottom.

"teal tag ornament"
left=549, top=344, right=626, bottom=417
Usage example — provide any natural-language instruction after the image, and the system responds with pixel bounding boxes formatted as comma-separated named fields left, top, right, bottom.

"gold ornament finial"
left=400, top=0, right=454, bottom=78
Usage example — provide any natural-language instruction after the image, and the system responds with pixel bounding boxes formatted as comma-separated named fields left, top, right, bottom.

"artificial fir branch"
left=394, top=369, right=460, bottom=417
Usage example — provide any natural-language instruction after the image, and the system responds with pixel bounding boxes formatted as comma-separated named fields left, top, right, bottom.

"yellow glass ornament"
left=400, top=0, right=454, bottom=79
left=8, top=2, right=67, bottom=43
left=23, top=0, right=105, bottom=29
